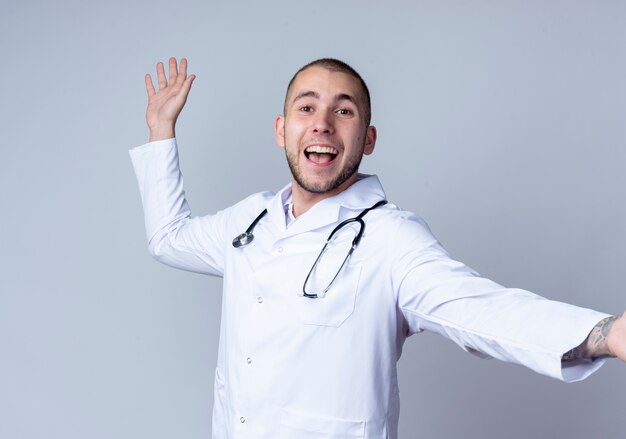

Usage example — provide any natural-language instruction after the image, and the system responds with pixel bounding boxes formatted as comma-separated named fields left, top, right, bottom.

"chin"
left=298, top=172, right=357, bottom=195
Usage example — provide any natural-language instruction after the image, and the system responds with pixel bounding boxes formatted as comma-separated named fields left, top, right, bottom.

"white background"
left=1, top=0, right=625, bottom=437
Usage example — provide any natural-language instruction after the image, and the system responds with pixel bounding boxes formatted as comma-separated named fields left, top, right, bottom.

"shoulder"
left=231, top=191, right=275, bottom=210
left=218, top=190, right=276, bottom=223
left=372, top=202, right=451, bottom=263
left=373, top=203, right=438, bottom=244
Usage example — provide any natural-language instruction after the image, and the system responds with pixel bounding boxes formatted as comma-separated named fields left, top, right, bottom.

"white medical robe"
left=130, top=139, right=608, bottom=439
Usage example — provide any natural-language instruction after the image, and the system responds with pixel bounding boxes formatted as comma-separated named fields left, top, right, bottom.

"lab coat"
left=130, top=139, right=609, bottom=439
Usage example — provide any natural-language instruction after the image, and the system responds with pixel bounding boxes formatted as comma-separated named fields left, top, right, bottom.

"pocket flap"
left=279, top=408, right=365, bottom=438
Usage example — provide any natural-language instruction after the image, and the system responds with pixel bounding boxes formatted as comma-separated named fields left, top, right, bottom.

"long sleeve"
left=390, top=211, right=610, bottom=382
left=129, top=138, right=229, bottom=276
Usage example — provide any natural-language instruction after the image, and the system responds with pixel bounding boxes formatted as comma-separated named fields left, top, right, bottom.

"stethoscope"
left=232, top=199, right=387, bottom=298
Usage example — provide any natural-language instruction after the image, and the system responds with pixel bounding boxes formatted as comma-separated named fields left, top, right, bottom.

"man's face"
left=275, top=66, right=376, bottom=196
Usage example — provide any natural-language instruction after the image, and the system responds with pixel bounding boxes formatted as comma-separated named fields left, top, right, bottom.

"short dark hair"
left=283, top=58, right=372, bottom=126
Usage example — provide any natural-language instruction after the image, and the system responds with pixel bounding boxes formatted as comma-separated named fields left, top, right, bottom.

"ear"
left=275, top=115, right=285, bottom=148
left=363, top=125, right=377, bottom=155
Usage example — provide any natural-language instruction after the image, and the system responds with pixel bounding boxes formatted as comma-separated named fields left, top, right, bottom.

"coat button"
left=246, top=357, right=252, bottom=364
left=240, top=417, right=245, bottom=423
left=277, top=246, right=284, bottom=253
left=257, top=296, right=263, bottom=303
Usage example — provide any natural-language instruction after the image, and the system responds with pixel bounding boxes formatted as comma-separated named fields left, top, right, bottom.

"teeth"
left=305, top=145, right=337, bottom=155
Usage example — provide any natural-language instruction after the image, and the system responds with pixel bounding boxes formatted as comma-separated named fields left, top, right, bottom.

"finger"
left=180, top=74, right=196, bottom=96
left=177, top=58, right=188, bottom=85
left=175, top=75, right=195, bottom=105
left=168, top=57, right=178, bottom=83
left=156, top=61, right=167, bottom=90
left=145, top=73, right=156, bottom=97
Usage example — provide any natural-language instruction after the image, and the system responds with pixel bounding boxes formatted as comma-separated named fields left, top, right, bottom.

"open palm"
left=145, top=57, right=195, bottom=141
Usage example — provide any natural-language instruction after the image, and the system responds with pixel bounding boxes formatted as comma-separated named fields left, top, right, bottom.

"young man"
left=131, top=57, right=625, bottom=438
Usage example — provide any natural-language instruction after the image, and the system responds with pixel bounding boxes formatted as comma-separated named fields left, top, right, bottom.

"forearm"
left=562, top=316, right=618, bottom=361
left=129, top=139, right=226, bottom=276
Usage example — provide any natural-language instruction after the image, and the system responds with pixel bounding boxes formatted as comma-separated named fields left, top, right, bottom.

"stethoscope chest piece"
left=232, top=232, right=254, bottom=248
left=232, top=208, right=268, bottom=249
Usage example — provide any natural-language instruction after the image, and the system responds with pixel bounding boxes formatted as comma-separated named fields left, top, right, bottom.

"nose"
left=312, top=109, right=334, bottom=134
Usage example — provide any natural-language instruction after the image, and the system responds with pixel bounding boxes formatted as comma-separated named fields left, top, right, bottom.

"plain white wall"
left=1, top=0, right=625, bottom=438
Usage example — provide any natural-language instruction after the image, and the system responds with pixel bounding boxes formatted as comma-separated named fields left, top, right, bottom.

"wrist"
left=606, top=313, right=625, bottom=359
left=148, top=125, right=176, bottom=142
left=562, top=315, right=617, bottom=361
left=586, top=316, right=618, bottom=359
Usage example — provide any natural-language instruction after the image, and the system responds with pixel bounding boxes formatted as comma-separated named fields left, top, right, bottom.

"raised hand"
left=145, top=57, right=196, bottom=141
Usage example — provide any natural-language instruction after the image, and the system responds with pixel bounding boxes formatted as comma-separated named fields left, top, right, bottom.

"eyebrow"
left=291, top=90, right=358, bottom=106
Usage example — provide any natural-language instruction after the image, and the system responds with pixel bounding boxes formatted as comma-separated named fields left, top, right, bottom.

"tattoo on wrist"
left=562, top=316, right=617, bottom=361
left=562, top=345, right=584, bottom=362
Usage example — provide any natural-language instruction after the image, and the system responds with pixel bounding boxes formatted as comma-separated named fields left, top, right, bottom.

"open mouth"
left=304, top=145, right=338, bottom=164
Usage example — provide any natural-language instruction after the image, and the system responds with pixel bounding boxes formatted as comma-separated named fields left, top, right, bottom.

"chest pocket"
left=295, top=263, right=362, bottom=327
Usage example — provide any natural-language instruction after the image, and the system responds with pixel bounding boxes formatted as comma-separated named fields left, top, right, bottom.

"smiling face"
left=275, top=66, right=376, bottom=206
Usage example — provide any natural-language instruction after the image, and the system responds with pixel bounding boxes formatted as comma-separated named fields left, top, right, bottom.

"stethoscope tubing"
left=232, top=199, right=388, bottom=298
left=232, top=208, right=268, bottom=248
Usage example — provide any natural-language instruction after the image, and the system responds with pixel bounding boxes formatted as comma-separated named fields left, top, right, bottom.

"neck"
left=290, top=174, right=359, bottom=217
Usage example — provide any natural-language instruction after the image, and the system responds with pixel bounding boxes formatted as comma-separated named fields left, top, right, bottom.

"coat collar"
left=265, top=174, right=386, bottom=239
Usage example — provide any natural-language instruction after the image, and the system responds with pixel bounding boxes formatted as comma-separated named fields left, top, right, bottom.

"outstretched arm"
left=563, top=311, right=626, bottom=362
left=145, top=57, right=195, bottom=141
